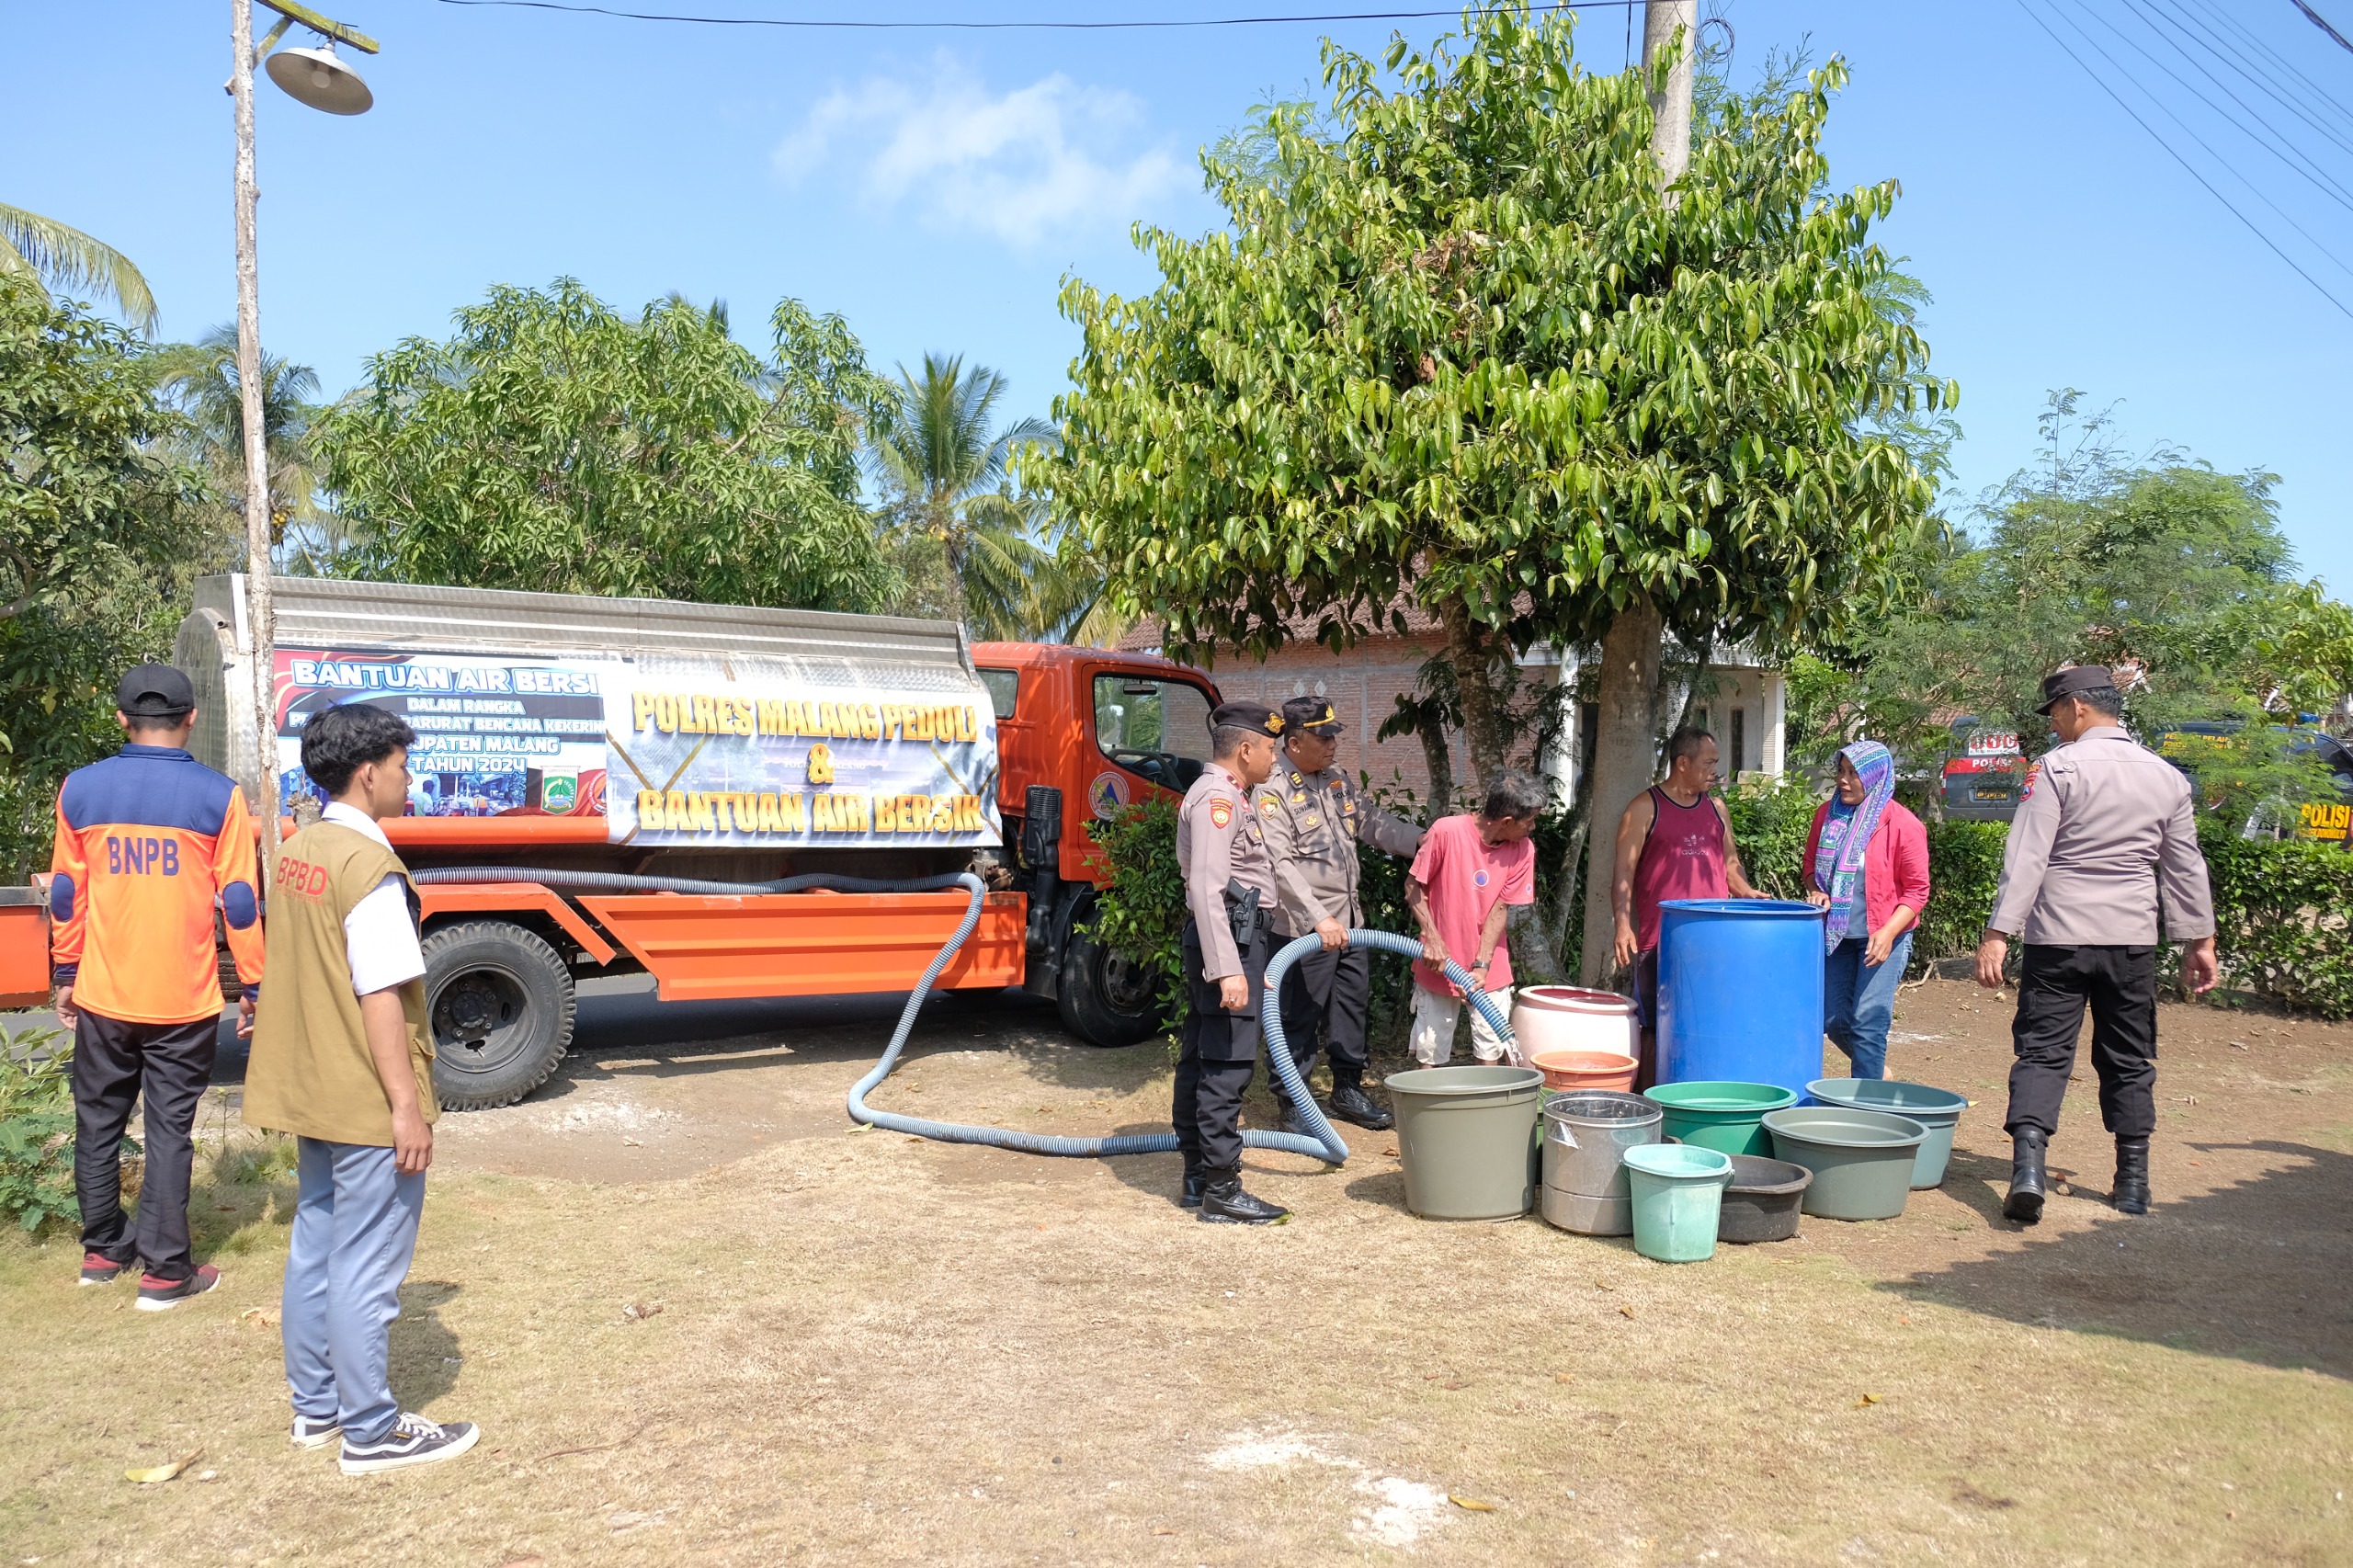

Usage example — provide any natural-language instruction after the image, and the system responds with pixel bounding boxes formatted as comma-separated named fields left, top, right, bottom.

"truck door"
left=1073, top=668, right=1217, bottom=876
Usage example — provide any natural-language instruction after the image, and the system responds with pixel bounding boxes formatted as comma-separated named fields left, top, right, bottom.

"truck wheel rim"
left=1100, top=949, right=1154, bottom=1015
left=430, top=965, right=533, bottom=1076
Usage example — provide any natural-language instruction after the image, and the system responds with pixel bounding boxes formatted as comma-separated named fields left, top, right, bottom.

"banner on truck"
left=274, top=649, right=614, bottom=818
left=602, top=666, right=1001, bottom=849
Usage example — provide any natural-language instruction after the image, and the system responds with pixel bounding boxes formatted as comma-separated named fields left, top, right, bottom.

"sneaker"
left=338, top=1412, right=481, bottom=1475
left=80, top=1253, right=131, bottom=1287
left=134, top=1265, right=220, bottom=1312
left=290, top=1415, right=343, bottom=1450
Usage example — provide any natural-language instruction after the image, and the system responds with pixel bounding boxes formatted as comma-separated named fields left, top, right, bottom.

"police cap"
left=116, top=663, right=195, bottom=719
left=1280, top=695, right=1345, bottom=736
left=2035, top=665, right=2115, bottom=715
left=1211, top=700, right=1285, bottom=738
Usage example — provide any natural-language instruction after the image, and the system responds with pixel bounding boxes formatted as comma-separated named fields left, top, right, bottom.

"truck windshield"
left=1094, top=675, right=1213, bottom=791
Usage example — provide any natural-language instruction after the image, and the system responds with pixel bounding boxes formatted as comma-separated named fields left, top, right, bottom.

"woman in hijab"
left=1802, top=740, right=1931, bottom=1080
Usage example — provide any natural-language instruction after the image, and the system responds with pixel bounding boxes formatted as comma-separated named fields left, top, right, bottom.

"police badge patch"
left=1210, top=801, right=1233, bottom=828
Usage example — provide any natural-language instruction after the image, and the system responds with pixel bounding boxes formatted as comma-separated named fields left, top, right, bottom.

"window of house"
left=1093, top=675, right=1213, bottom=791
left=1731, top=707, right=1747, bottom=775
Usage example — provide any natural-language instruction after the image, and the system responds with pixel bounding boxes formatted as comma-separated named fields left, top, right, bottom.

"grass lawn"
left=3, top=979, right=2349, bottom=1565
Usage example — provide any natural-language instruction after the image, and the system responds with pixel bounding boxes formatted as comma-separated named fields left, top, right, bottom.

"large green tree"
left=0, top=274, right=206, bottom=872
left=147, top=324, right=343, bottom=574
left=1046, top=7, right=1943, bottom=973
left=0, top=203, right=157, bottom=336
left=318, top=280, right=900, bottom=611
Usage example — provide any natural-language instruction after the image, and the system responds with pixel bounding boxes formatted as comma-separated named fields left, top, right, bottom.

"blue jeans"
left=283, top=1138, right=426, bottom=1444
left=1824, top=931, right=1912, bottom=1081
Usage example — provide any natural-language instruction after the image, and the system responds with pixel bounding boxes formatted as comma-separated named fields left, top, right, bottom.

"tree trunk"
left=1416, top=722, right=1455, bottom=824
left=1441, top=599, right=1511, bottom=799
left=1577, top=597, right=1665, bottom=983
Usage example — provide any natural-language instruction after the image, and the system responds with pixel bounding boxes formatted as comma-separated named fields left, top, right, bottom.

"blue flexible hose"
left=415, top=866, right=1512, bottom=1169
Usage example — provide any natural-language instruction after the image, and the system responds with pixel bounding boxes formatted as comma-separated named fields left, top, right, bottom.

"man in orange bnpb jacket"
left=52, top=665, right=266, bottom=1311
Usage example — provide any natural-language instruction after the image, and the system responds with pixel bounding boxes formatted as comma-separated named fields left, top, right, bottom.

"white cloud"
left=773, top=58, right=1188, bottom=246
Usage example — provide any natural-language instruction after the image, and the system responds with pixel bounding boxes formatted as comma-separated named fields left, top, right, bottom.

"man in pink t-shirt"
left=1403, top=771, right=1544, bottom=1065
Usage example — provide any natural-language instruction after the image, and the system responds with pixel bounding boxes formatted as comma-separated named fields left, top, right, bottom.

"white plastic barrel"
left=1510, top=985, right=1638, bottom=1062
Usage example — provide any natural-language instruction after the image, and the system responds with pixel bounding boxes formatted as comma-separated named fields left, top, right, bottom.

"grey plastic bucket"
left=1718, top=1154, right=1812, bottom=1244
left=1806, top=1078, right=1967, bottom=1188
left=1762, top=1107, right=1927, bottom=1221
left=1385, top=1065, right=1547, bottom=1220
left=1540, top=1090, right=1663, bottom=1201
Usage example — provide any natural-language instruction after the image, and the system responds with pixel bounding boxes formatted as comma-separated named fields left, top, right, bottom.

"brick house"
left=1117, top=610, right=1788, bottom=810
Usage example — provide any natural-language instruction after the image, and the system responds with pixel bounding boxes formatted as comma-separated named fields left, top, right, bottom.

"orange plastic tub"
left=1529, top=1049, right=1640, bottom=1094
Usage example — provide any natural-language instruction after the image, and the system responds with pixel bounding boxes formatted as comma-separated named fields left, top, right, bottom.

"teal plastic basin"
left=1807, top=1078, right=1968, bottom=1188
left=1642, top=1081, right=1801, bottom=1157
left=1763, top=1107, right=1927, bottom=1221
left=1622, top=1143, right=1734, bottom=1263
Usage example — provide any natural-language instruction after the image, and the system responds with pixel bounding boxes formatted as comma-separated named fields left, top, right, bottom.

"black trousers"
left=1176, top=918, right=1267, bottom=1173
left=74, top=1010, right=220, bottom=1280
left=1275, top=939, right=1371, bottom=1092
left=2005, top=944, right=2158, bottom=1140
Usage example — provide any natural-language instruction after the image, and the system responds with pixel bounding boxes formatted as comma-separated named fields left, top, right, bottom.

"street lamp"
left=228, top=0, right=377, bottom=866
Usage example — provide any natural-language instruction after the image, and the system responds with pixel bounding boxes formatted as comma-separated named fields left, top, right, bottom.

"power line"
left=2189, top=0, right=2353, bottom=131
left=2291, top=0, right=2353, bottom=54
left=430, top=0, right=1632, bottom=29
left=2147, top=0, right=2353, bottom=158
left=2016, top=0, right=2353, bottom=318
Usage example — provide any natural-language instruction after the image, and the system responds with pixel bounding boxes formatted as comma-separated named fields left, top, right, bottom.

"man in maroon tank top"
left=1608, top=727, right=1761, bottom=1087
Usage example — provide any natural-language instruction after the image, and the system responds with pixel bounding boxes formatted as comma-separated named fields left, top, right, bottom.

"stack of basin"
left=1385, top=1064, right=1547, bottom=1220
left=1539, top=1089, right=1662, bottom=1235
left=1763, top=1107, right=1927, bottom=1220
left=1512, top=986, right=1639, bottom=1062
left=1806, top=1078, right=1967, bottom=1188
left=1654, top=899, right=1825, bottom=1096
left=1642, top=1081, right=1799, bottom=1157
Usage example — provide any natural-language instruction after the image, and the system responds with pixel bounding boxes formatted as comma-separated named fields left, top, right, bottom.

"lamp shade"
left=265, top=41, right=372, bottom=115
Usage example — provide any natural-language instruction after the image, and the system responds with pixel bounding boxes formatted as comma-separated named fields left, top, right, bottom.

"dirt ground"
left=4, top=972, right=2350, bottom=1566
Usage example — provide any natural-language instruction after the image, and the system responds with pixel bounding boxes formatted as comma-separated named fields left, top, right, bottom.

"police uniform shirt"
left=1987, top=724, right=2216, bottom=947
left=1254, top=763, right=1424, bottom=937
left=1176, top=761, right=1279, bottom=980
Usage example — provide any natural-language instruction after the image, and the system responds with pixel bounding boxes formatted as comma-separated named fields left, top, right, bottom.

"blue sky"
left=13, top=0, right=2352, bottom=590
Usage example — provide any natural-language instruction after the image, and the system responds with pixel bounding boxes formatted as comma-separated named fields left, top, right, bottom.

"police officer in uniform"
left=1975, top=666, right=2219, bottom=1224
left=1175, top=700, right=1290, bottom=1224
left=1255, top=695, right=1424, bottom=1134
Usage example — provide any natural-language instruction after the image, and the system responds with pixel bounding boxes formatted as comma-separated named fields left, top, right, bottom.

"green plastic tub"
left=1384, top=1065, right=1547, bottom=1221
left=1762, top=1107, right=1927, bottom=1221
left=1641, top=1081, right=1801, bottom=1157
left=1806, top=1078, right=1968, bottom=1188
left=1622, top=1143, right=1734, bottom=1263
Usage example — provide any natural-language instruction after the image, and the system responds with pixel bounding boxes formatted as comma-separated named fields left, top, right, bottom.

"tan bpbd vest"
left=242, top=821, right=436, bottom=1146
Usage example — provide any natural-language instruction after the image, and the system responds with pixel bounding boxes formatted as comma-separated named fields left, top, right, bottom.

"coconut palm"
left=870, top=354, right=1071, bottom=638
left=1, top=203, right=158, bottom=335
left=147, top=324, right=346, bottom=573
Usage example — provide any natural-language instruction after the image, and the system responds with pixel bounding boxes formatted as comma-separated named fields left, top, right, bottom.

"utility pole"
left=1576, top=0, right=1697, bottom=985
left=231, top=0, right=280, bottom=870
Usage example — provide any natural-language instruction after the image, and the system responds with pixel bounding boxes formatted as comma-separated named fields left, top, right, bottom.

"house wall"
left=1198, top=633, right=1471, bottom=806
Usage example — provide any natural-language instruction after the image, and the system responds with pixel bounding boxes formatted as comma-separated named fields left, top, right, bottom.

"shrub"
left=1084, top=794, right=1187, bottom=1024
left=1724, top=774, right=1824, bottom=901
left=0, top=1027, right=131, bottom=1233
left=1920, top=821, right=2008, bottom=961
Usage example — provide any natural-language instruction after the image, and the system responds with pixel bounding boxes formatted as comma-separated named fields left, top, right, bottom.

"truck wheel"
left=423, top=921, right=576, bottom=1110
left=1057, top=900, right=1165, bottom=1048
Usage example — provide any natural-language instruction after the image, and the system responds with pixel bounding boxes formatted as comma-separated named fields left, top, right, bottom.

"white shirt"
left=322, top=802, right=428, bottom=996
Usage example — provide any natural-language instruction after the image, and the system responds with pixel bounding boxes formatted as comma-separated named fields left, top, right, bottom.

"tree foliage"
left=146, top=324, right=345, bottom=574
left=318, top=280, right=901, bottom=611
left=0, top=275, right=208, bottom=872
left=0, top=203, right=157, bottom=336
left=1044, top=7, right=1945, bottom=781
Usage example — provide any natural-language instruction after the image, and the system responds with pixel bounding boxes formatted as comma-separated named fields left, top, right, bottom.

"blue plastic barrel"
left=1655, top=899, right=1825, bottom=1096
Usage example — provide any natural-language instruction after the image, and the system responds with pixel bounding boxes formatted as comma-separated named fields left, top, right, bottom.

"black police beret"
left=2036, top=665, right=2115, bottom=714
left=1210, top=700, right=1284, bottom=737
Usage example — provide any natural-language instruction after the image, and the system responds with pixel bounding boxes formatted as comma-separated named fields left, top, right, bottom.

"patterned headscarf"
left=1813, top=739, right=1895, bottom=952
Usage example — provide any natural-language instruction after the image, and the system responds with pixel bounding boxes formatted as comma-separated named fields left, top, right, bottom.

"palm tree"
left=1, top=203, right=158, bottom=335
left=147, top=325, right=346, bottom=573
left=870, top=354, right=1067, bottom=639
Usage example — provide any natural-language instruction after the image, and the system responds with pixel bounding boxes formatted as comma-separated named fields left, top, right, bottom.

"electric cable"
left=431, top=0, right=1631, bottom=31
left=2143, top=0, right=2353, bottom=159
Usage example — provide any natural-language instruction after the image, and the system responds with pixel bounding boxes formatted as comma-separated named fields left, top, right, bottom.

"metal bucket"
left=1540, top=1089, right=1664, bottom=1201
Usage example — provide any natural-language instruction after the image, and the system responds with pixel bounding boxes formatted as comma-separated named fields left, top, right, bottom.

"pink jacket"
left=1803, top=799, right=1931, bottom=937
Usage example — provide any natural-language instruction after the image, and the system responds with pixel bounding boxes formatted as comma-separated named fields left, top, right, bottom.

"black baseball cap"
left=2035, top=665, right=2115, bottom=715
left=1211, top=699, right=1285, bottom=738
left=116, top=664, right=195, bottom=719
left=1281, top=696, right=1345, bottom=735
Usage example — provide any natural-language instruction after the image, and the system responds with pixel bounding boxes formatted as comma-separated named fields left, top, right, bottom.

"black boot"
left=1199, top=1168, right=1289, bottom=1225
left=1178, top=1160, right=1206, bottom=1210
left=1274, top=1093, right=1316, bottom=1139
left=2112, top=1135, right=2151, bottom=1215
left=2004, top=1127, right=2048, bottom=1225
left=1326, top=1078, right=1393, bottom=1131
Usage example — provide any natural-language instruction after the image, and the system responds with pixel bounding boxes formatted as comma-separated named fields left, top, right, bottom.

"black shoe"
left=2112, top=1135, right=2152, bottom=1215
left=1278, top=1100, right=1317, bottom=1138
left=2004, top=1128, right=2048, bottom=1225
left=338, top=1412, right=482, bottom=1475
left=1178, top=1164, right=1205, bottom=1210
left=1326, top=1081, right=1393, bottom=1131
left=1199, top=1170, right=1289, bottom=1225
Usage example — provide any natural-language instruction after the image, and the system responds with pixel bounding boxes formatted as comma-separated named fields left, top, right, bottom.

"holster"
left=1223, top=880, right=1263, bottom=951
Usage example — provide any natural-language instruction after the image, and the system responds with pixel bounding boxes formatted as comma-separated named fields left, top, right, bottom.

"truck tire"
left=423, top=921, right=576, bottom=1110
left=1056, top=898, right=1165, bottom=1048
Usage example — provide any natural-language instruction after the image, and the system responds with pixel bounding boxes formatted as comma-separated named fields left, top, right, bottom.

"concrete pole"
left=1575, top=0, right=1698, bottom=984
left=231, top=0, right=281, bottom=868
